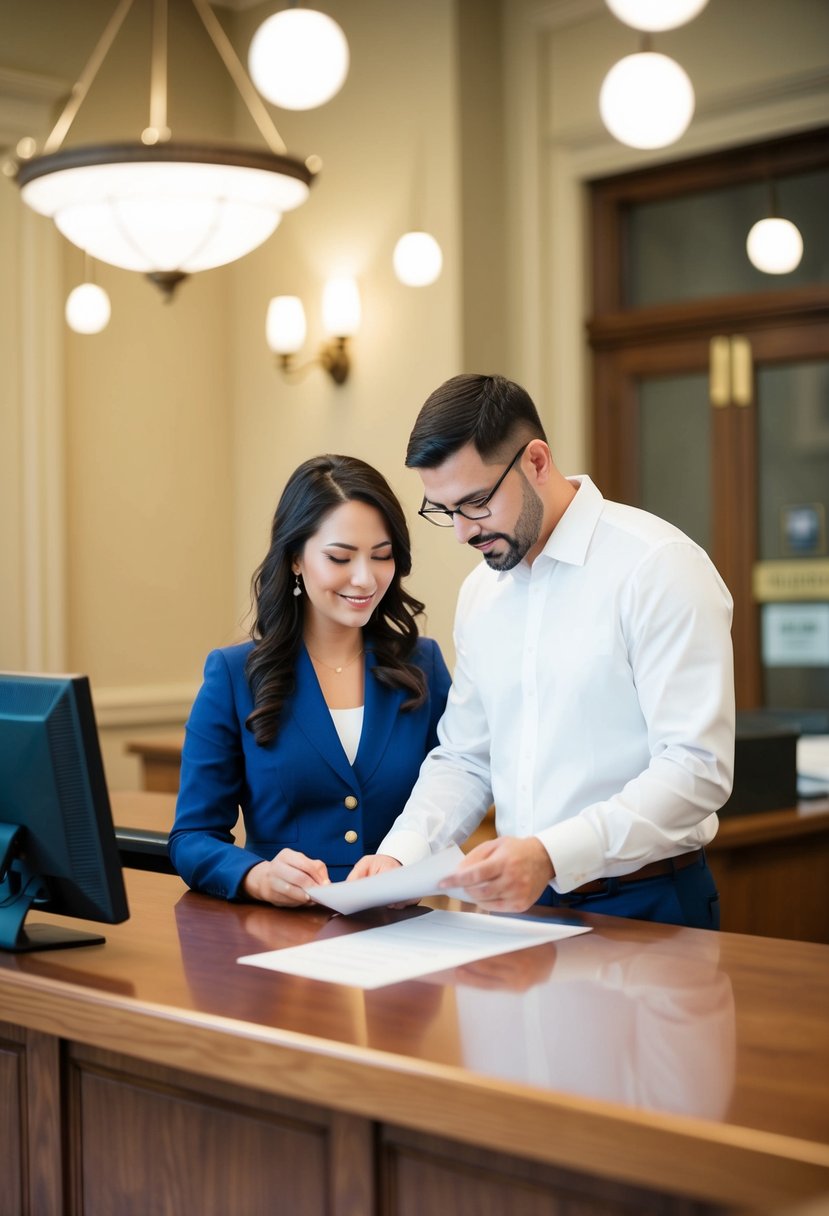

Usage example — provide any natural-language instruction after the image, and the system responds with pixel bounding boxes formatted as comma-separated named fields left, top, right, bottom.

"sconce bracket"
left=277, top=337, right=351, bottom=387
left=319, top=337, right=350, bottom=385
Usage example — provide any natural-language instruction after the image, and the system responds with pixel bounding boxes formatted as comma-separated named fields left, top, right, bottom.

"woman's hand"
left=346, top=853, right=401, bottom=881
left=243, top=848, right=330, bottom=906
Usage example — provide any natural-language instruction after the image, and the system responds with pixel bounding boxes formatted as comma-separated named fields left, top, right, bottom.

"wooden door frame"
left=588, top=129, right=829, bottom=709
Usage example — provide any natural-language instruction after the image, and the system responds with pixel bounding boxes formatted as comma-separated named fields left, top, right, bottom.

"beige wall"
left=225, top=0, right=475, bottom=660
left=1, top=0, right=827, bottom=790
left=0, top=174, right=24, bottom=667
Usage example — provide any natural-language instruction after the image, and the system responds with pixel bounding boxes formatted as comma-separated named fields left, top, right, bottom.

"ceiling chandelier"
left=13, top=0, right=321, bottom=297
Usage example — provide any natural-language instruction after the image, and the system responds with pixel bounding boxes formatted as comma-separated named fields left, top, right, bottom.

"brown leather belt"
left=570, top=848, right=704, bottom=896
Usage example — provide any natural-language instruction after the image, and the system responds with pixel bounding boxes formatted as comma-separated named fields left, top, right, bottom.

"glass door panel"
left=626, top=168, right=829, bottom=308
left=639, top=373, right=712, bottom=552
left=756, top=359, right=829, bottom=710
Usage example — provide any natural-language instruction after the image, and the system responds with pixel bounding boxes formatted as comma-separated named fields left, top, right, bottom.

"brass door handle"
left=730, top=335, right=753, bottom=406
left=709, top=334, right=753, bottom=407
left=709, top=335, right=730, bottom=407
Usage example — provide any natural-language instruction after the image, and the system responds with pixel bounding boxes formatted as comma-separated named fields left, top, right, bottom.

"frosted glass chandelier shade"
left=248, top=9, right=349, bottom=111
left=599, top=52, right=694, bottom=149
left=393, top=231, right=443, bottom=286
left=18, top=145, right=312, bottom=274
left=65, top=283, right=111, bottom=334
left=604, top=0, right=709, bottom=31
left=266, top=296, right=307, bottom=354
left=746, top=217, right=804, bottom=274
left=322, top=278, right=361, bottom=336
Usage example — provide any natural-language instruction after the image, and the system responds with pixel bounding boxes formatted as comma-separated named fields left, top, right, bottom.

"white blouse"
left=329, top=705, right=364, bottom=766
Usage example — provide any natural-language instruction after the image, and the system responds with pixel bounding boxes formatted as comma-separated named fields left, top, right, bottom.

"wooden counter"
left=2, top=869, right=828, bottom=1215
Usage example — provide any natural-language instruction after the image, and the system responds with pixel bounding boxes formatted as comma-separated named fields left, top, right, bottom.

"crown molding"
left=0, top=65, right=67, bottom=149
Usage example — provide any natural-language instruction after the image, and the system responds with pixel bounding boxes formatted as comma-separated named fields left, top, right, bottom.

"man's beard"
left=470, top=479, right=543, bottom=571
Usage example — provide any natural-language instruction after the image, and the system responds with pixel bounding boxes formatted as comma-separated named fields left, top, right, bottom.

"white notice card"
left=238, top=909, right=591, bottom=989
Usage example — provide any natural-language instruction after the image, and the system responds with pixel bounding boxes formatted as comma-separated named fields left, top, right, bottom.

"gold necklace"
left=307, top=647, right=364, bottom=675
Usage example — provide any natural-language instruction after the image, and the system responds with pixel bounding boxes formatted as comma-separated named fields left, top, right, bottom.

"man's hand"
left=243, top=848, right=329, bottom=906
left=346, top=854, right=401, bottom=881
left=438, top=836, right=554, bottom=912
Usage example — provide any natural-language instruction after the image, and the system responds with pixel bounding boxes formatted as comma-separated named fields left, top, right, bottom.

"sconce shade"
left=604, top=0, right=709, bottom=31
left=599, top=52, right=694, bottom=149
left=746, top=217, right=804, bottom=274
left=248, top=8, right=349, bottom=111
left=322, top=277, right=361, bottom=336
left=393, top=231, right=443, bottom=286
left=18, top=143, right=312, bottom=274
left=65, top=282, right=111, bottom=334
left=267, top=296, right=307, bottom=354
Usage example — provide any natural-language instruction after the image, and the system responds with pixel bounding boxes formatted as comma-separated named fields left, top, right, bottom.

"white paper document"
left=238, top=909, right=591, bottom=989
left=305, top=844, right=468, bottom=915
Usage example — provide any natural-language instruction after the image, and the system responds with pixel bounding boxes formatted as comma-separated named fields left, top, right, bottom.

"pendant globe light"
left=604, top=0, right=709, bottom=31
left=248, top=7, right=349, bottom=111
left=746, top=180, right=804, bottom=275
left=65, top=252, right=112, bottom=334
left=599, top=45, right=695, bottom=149
left=14, top=0, right=318, bottom=297
left=66, top=283, right=112, bottom=334
left=391, top=138, right=443, bottom=288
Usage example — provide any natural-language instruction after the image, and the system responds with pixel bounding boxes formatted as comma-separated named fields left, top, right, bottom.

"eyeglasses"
left=418, top=444, right=528, bottom=528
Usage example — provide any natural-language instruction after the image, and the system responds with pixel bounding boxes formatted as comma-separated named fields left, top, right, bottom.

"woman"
left=168, top=455, right=450, bottom=906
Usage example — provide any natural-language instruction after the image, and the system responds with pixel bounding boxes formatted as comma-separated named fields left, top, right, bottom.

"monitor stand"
left=0, top=823, right=106, bottom=953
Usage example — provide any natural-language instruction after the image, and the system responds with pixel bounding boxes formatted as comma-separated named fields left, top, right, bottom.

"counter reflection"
left=449, top=927, right=735, bottom=1119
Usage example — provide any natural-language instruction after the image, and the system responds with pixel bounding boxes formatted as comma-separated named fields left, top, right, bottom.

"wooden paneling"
left=707, top=802, right=829, bottom=942
left=0, top=1025, right=24, bottom=1216
left=0, top=1022, right=63, bottom=1216
left=380, top=1126, right=726, bottom=1216
left=66, top=1047, right=336, bottom=1216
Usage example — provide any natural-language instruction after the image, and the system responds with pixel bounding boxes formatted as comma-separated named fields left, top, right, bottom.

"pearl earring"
left=293, top=574, right=302, bottom=597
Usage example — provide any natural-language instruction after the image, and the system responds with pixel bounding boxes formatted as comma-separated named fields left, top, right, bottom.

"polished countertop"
left=1, top=868, right=828, bottom=1209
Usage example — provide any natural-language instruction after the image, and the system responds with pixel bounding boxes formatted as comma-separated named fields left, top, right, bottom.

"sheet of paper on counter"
left=238, top=908, right=592, bottom=989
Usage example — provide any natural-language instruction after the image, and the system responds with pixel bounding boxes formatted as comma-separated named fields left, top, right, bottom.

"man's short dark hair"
left=405, top=374, right=547, bottom=468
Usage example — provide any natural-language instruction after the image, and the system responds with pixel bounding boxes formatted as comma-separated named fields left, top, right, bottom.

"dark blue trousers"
left=535, top=850, right=720, bottom=929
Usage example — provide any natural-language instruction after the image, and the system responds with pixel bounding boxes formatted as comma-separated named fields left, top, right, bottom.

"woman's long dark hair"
left=245, top=455, right=428, bottom=745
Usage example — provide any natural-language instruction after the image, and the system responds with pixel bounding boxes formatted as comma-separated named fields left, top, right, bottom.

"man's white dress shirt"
left=379, top=476, right=735, bottom=894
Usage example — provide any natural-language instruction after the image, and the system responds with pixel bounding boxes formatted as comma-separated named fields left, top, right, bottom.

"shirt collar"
left=538, top=475, right=603, bottom=568
left=490, top=475, right=603, bottom=582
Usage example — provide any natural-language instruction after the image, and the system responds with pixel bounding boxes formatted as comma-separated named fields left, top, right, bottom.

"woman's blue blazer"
left=168, top=638, right=450, bottom=899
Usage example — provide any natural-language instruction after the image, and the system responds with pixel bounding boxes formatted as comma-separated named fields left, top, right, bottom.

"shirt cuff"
left=536, top=815, right=606, bottom=894
left=376, top=829, right=432, bottom=867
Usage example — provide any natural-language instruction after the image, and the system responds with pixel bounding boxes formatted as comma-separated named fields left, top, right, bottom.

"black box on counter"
left=718, top=711, right=799, bottom=817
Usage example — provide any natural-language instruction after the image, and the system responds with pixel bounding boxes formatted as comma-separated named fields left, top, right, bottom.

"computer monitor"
left=0, top=672, right=129, bottom=952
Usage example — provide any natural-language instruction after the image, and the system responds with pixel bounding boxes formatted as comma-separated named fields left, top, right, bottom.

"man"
left=351, top=374, right=735, bottom=926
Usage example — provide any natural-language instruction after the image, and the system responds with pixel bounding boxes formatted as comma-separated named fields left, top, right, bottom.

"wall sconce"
left=267, top=277, right=361, bottom=386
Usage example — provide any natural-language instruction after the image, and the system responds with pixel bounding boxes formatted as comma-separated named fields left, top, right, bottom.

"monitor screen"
left=0, top=672, right=129, bottom=952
